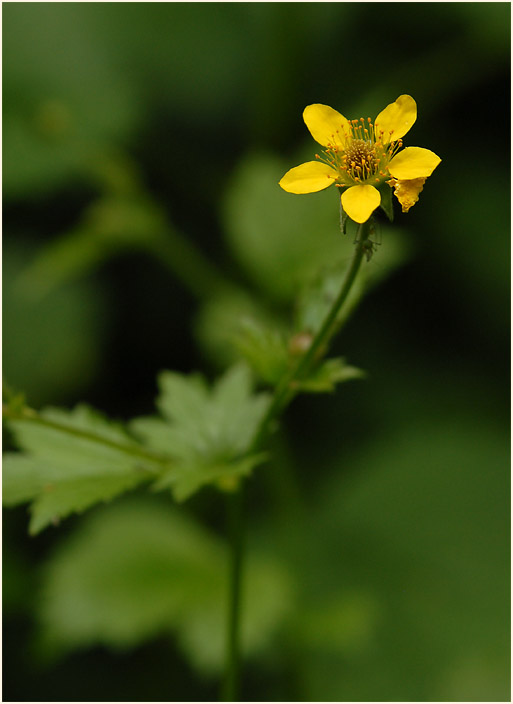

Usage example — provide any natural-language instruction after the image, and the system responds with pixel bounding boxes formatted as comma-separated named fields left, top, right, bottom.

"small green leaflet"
left=294, top=358, right=366, bottom=393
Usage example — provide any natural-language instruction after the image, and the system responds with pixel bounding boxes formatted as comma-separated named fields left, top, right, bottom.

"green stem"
left=222, top=482, right=245, bottom=701
left=250, top=219, right=371, bottom=452
left=220, top=220, right=371, bottom=700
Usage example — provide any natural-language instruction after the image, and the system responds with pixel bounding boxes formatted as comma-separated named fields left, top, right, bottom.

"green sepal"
left=378, top=182, right=394, bottom=222
left=339, top=199, right=349, bottom=234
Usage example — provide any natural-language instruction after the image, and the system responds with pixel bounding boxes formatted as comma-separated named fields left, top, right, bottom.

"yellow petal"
left=341, top=185, right=381, bottom=224
left=279, top=161, right=339, bottom=194
left=375, top=95, right=417, bottom=142
left=388, top=146, right=441, bottom=180
left=303, top=104, right=351, bottom=148
left=391, top=177, right=426, bottom=213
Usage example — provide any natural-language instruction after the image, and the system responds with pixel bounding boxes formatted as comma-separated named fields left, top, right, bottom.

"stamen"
left=320, top=109, right=408, bottom=188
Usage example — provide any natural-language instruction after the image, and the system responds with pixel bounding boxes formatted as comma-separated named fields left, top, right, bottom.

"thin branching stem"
left=250, top=218, right=371, bottom=453
left=221, top=219, right=371, bottom=700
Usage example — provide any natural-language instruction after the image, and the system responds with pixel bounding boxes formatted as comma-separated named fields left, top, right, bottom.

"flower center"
left=316, top=116, right=403, bottom=187
left=342, top=139, right=379, bottom=181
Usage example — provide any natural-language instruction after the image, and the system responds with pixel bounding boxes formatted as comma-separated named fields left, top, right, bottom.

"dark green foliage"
left=37, top=500, right=293, bottom=672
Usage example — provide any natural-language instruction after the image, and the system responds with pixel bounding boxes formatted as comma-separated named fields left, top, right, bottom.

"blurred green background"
left=3, top=2, right=510, bottom=702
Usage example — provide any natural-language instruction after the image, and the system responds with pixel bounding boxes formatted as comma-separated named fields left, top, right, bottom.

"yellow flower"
left=279, top=95, right=441, bottom=224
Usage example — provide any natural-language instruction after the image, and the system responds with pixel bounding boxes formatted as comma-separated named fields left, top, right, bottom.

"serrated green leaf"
left=4, top=368, right=272, bottom=524
left=210, top=365, right=271, bottom=455
left=131, top=364, right=271, bottom=500
left=295, top=358, right=366, bottom=394
left=3, top=454, right=51, bottom=506
left=152, top=455, right=266, bottom=502
left=8, top=405, right=154, bottom=467
left=3, top=404, right=163, bottom=533
left=38, top=500, right=294, bottom=672
left=127, top=417, right=193, bottom=459
left=28, top=474, right=145, bottom=536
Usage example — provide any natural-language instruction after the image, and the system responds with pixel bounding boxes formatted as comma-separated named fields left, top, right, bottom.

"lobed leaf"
left=131, top=364, right=271, bottom=501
